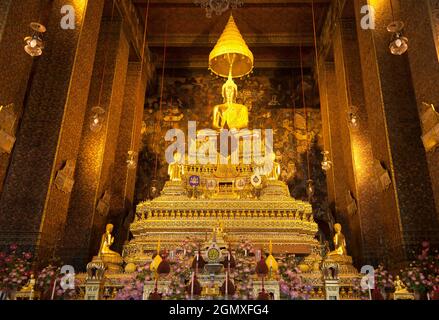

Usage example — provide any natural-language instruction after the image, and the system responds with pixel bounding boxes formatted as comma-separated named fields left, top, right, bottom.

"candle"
left=190, top=272, right=195, bottom=300
left=51, top=279, right=57, bottom=300
left=225, top=271, right=228, bottom=298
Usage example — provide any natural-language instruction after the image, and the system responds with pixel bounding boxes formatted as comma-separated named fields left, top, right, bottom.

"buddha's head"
left=173, top=151, right=182, bottom=163
left=106, top=224, right=114, bottom=233
left=334, top=223, right=342, bottom=233
left=222, top=75, right=238, bottom=103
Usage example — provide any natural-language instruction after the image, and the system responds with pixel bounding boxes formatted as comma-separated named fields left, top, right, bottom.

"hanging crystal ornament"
left=321, top=151, right=333, bottom=171
left=194, top=0, right=244, bottom=18
left=90, top=106, right=106, bottom=132
left=127, top=150, right=138, bottom=170
left=347, top=106, right=359, bottom=129
left=24, top=23, right=46, bottom=57
left=387, top=21, right=408, bottom=55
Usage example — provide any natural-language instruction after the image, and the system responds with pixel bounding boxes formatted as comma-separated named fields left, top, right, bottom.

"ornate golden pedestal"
left=123, top=167, right=319, bottom=264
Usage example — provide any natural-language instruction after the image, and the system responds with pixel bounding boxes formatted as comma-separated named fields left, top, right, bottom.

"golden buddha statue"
left=98, top=224, right=123, bottom=269
left=328, top=223, right=347, bottom=256
left=168, top=151, right=184, bottom=182
left=209, top=15, right=252, bottom=131
left=394, top=276, right=410, bottom=294
left=213, top=72, right=249, bottom=130
left=266, top=152, right=281, bottom=181
left=20, top=274, right=36, bottom=292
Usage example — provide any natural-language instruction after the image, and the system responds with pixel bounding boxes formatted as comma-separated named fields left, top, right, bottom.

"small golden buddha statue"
left=20, top=274, right=36, bottom=292
left=168, top=151, right=184, bottom=181
left=99, top=224, right=122, bottom=262
left=213, top=72, right=249, bottom=130
left=328, top=223, right=347, bottom=256
left=394, top=276, right=410, bottom=294
left=266, top=152, right=281, bottom=181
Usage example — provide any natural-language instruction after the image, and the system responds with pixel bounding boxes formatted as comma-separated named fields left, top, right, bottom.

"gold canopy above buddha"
left=209, top=14, right=254, bottom=78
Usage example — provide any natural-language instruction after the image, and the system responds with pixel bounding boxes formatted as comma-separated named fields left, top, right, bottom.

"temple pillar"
left=0, top=0, right=105, bottom=263
left=353, top=0, right=439, bottom=267
left=60, top=18, right=130, bottom=268
left=400, top=0, right=439, bottom=218
left=0, top=0, right=44, bottom=193
left=318, top=61, right=357, bottom=257
left=332, top=19, right=382, bottom=266
left=110, top=62, right=148, bottom=252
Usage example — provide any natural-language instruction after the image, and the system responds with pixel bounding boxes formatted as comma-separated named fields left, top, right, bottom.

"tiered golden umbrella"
left=209, top=14, right=254, bottom=78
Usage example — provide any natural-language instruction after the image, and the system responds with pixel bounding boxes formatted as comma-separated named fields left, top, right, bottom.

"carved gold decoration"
left=0, top=103, right=17, bottom=154
left=346, top=191, right=357, bottom=216
left=54, top=160, right=76, bottom=193
left=96, top=191, right=111, bottom=216
left=374, top=160, right=392, bottom=192
left=421, top=103, right=439, bottom=152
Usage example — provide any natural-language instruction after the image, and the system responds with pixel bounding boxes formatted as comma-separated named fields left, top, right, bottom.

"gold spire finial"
left=209, top=14, right=254, bottom=78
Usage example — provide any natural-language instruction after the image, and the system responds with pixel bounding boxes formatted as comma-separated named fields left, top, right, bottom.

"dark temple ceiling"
left=132, top=0, right=331, bottom=69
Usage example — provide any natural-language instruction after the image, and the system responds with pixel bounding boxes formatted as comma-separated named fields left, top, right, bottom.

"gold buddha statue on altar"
left=97, top=223, right=123, bottom=273
left=210, top=14, right=253, bottom=131
left=168, top=151, right=184, bottom=181
left=213, top=72, right=249, bottom=130
left=328, top=223, right=347, bottom=256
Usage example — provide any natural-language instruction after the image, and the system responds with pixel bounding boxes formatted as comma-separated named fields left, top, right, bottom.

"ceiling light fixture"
left=194, top=0, right=244, bottom=18
left=24, top=22, right=46, bottom=57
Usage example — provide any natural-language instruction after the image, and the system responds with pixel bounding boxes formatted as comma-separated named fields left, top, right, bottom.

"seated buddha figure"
left=98, top=224, right=123, bottom=265
left=168, top=151, right=184, bottom=182
left=328, top=223, right=348, bottom=256
left=266, top=152, right=281, bottom=181
left=394, top=276, right=410, bottom=294
left=213, top=73, right=248, bottom=130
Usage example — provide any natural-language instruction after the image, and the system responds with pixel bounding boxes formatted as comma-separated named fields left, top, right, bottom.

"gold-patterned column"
left=0, top=0, right=105, bottom=262
left=332, top=19, right=383, bottom=265
left=0, top=0, right=44, bottom=193
left=61, top=18, right=130, bottom=268
left=317, top=61, right=356, bottom=255
left=354, top=0, right=439, bottom=268
left=317, top=60, right=336, bottom=207
left=400, top=0, right=439, bottom=218
left=109, top=62, right=148, bottom=251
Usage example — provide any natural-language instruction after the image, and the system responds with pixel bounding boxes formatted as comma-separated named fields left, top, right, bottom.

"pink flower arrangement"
left=400, top=242, right=439, bottom=297
left=0, top=245, right=33, bottom=293
left=278, top=255, right=312, bottom=300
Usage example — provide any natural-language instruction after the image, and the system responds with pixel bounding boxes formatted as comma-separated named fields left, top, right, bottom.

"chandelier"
left=194, top=0, right=244, bottom=18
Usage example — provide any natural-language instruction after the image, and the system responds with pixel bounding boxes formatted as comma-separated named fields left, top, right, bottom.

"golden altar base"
left=124, top=176, right=319, bottom=264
